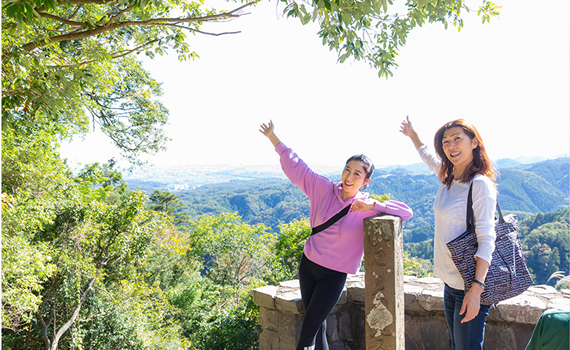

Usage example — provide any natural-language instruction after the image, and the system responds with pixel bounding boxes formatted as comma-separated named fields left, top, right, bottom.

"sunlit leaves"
left=281, top=0, right=501, bottom=77
left=1, top=0, right=229, bottom=163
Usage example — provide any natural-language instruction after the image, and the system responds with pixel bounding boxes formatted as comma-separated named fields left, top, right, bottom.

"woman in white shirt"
left=400, top=116, right=497, bottom=350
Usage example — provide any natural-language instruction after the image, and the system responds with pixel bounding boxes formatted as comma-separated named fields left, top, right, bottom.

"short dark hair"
left=345, top=154, right=375, bottom=190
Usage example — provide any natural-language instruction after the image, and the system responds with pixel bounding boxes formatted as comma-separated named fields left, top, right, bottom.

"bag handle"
left=466, top=183, right=475, bottom=231
left=466, top=182, right=504, bottom=230
left=311, top=205, right=351, bottom=236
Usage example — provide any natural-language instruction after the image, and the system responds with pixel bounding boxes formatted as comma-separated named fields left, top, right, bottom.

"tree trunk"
left=48, top=277, right=96, bottom=350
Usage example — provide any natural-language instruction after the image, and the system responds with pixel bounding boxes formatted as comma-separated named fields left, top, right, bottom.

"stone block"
left=339, top=311, right=353, bottom=341
left=279, top=313, right=303, bottom=350
left=275, top=290, right=305, bottom=314
left=278, top=279, right=300, bottom=290
left=527, top=285, right=558, bottom=295
left=417, top=289, right=444, bottom=312
left=496, top=295, right=546, bottom=324
left=347, top=280, right=366, bottom=303
left=259, top=328, right=279, bottom=350
left=260, top=307, right=280, bottom=332
left=327, top=313, right=340, bottom=341
left=351, top=302, right=367, bottom=350
left=337, top=288, right=348, bottom=305
left=330, top=341, right=351, bottom=350
left=404, top=314, right=450, bottom=350
left=484, top=321, right=535, bottom=350
left=416, top=277, right=444, bottom=286
left=252, top=285, right=279, bottom=309
left=547, top=298, right=570, bottom=311
left=404, top=284, right=425, bottom=312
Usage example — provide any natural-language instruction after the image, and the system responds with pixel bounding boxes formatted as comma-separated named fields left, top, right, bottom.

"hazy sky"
left=59, top=0, right=570, bottom=170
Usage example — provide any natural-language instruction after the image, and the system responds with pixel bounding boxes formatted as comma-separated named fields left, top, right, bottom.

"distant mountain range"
left=125, top=155, right=569, bottom=194
left=125, top=156, right=569, bottom=237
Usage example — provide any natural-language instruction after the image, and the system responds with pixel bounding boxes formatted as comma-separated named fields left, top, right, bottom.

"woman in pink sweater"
left=260, top=120, right=413, bottom=350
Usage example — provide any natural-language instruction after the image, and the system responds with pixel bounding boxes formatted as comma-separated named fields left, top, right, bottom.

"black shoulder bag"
left=311, top=205, right=351, bottom=236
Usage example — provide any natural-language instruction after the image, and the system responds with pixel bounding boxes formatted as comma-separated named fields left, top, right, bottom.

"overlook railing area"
left=251, top=214, right=570, bottom=350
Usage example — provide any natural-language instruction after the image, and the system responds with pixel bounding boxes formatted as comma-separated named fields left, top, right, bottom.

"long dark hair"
left=345, top=154, right=375, bottom=190
left=434, top=119, right=497, bottom=187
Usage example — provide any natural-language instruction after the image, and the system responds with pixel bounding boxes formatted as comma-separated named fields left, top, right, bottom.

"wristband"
left=472, top=279, right=485, bottom=290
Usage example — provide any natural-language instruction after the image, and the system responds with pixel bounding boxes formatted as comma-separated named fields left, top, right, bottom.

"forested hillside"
left=519, top=208, right=570, bottom=285
left=154, top=157, right=569, bottom=287
left=165, top=157, right=569, bottom=235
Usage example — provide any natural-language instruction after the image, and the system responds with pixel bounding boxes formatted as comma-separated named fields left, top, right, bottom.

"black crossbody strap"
left=311, top=205, right=351, bottom=236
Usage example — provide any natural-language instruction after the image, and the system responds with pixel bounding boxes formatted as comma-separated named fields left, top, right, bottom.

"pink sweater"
left=276, top=143, right=413, bottom=274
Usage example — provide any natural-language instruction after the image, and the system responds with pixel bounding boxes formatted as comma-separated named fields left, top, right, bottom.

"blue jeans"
left=444, top=284, right=491, bottom=350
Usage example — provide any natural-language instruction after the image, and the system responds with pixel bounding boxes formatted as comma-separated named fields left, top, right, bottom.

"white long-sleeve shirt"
left=418, top=145, right=497, bottom=290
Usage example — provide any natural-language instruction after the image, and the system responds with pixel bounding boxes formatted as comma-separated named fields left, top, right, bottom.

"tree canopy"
left=2, top=0, right=501, bottom=164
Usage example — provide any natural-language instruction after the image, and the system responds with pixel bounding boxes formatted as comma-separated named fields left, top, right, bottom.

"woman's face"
left=341, top=160, right=370, bottom=198
left=442, top=126, right=479, bottom=173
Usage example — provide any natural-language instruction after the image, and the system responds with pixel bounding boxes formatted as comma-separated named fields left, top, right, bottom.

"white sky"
left=59, top=0, right=570, bottom=170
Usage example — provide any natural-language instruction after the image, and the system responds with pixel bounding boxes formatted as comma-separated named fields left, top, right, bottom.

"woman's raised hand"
left=259, top=120, right=274, bottom=137
left=399, top=116, right=424, bottom=150
left=399, top=116, right=415, bottom=138
left=259, top=120, right=281, bottom=148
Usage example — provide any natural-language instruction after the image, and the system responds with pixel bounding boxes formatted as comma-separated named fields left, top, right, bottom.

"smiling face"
left=441, top=126, right=479, bottom=178
left=341, top=160, right=370, bottom=200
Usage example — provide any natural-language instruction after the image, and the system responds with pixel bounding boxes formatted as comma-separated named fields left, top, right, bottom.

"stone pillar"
left=363, top=214, right=405, bottom=350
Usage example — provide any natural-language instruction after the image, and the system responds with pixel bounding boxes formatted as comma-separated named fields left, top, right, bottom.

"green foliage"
left=268, top=218, right=312, bottom=283
left=280, top=0, right=501, bottom=77
left=187, top=212, right=273, bottom=288
left=519, top=208, right=570, bottom=285
left=2, top=234, right=56, bottom=330
left=404, top=239, right=434, bottom=260
left=370, top=193, right=390, bottom=202
left=151, top=212, right=272, bottom=350
left=176, top=179, right=311, bottom=232
left=403, top=251, right=432, bottom=278
left=1, top=122, right=187, bottom=349
left=1, top=0, right=260, bottom=164
left=148, top=189, right=190, bottom=225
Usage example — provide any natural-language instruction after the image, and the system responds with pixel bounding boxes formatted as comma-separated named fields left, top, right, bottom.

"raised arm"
left=399, top=116, right=424, bottom=150
left=400, top=116, right=441, bottom=175
left=259, top=120, right=281, bottom=148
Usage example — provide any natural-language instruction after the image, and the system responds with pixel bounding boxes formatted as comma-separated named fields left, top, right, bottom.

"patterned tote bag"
left=446, top=183, right=533, bottom=305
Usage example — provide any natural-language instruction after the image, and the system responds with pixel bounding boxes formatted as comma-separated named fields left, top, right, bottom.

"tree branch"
left=37, top=12, right=88, bottom=27
left=105, top=4, right=136, bottom=25
left=19, top=1, right=257, bottom=53
left=36, top=310, right=52, bottom=350
left=49, top=37, right=163, bottom=67
left=35, top=0, right=117, bottom=13
left=49, top=277, right=96, bottom=350
left=157, top=22, right=241, bottom=36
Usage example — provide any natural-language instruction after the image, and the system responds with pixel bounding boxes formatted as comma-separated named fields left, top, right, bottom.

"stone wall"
left=251, top=274, right=570, bottom=350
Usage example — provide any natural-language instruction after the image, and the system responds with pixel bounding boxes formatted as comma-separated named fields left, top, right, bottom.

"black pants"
left=296, top=253, right=347, bottom=350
